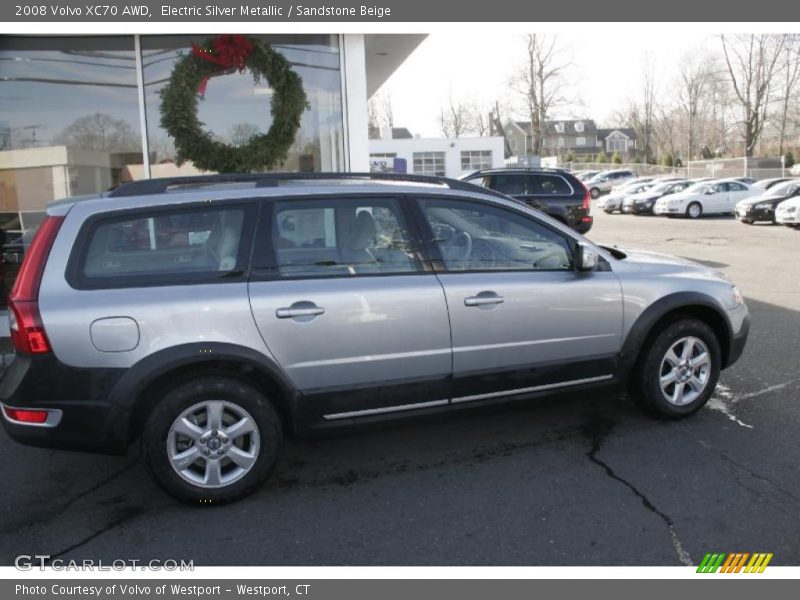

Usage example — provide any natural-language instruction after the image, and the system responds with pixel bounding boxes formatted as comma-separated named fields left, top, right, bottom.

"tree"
left=440, top=91, right=475, bottom=138
left=640, top=54, right=658, bottom=163
left=368, top=90, right=395, bottom=139
left=596, top=150, right=608, bottom=163
left=511, top=34, right=571, bottom=155
left=53, top=112, right=139, bottom=152
left=785, top=150, right=796, bottom=168
left=229, top=122, right=260, bottom=147
left=776, top=36, right=800, bottom=154
left=721, top=34, right=786, bottom=156
left=611, top=152, right=622, bottom=164
left=677, top=52, right=717, bottom=160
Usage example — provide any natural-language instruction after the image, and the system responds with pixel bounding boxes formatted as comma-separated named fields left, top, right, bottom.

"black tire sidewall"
left=637, top=318, right=722, bottom=419
left=142, top=377, right=282, bottom=505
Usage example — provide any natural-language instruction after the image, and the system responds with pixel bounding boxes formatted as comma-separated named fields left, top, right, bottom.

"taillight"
left=8, top=215, right=64, bottom=354
left=581, top=184, right=591, bottom=213
left=2, top=406, right=49, bottom=424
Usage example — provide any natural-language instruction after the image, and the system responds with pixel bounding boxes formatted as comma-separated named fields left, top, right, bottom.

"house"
left=503, top=119, right=638, bottom=159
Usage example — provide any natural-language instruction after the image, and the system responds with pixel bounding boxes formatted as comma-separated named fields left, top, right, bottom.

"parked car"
left=736, top=177, right=758, bottom=185
left=584, top=170, right=639, bottom=199
left=621, top=179, right=693, bottom=215
left=654, top=179, right=757, bottom=218
left=748, top=177, right=792, bottom=194
left=461, top=168, right=593, bottom=233
left=735, top=179, right=800, bottom=224
left=574, top=170, right=601, bottom=182
left=774, top=194, right=800, bottom=227
left=599, top=180, right=657, bottom=213
left=0, top=173, right=749, bottom=503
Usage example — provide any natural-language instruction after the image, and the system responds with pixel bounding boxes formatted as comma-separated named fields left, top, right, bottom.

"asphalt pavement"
left=1, top=207, right=799, bottom=566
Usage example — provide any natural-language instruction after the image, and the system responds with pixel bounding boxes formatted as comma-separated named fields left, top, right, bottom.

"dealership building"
left=0, top=33, right=425, bottom=329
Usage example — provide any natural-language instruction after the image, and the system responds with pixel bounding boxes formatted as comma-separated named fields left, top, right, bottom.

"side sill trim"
left=323, top=399, right=449, bottom=421
left=451, top=374, right=614, bottom=404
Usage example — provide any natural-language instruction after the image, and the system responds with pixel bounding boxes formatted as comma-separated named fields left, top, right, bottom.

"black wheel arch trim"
left=619, top=291, right=736, bottom=375
left=105, top=342, right=304, bottom=438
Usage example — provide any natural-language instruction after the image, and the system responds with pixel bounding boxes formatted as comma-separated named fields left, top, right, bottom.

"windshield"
left=647, top=181, right=677, bottom=194
left=766, top=180, right=800, bottom=197
left=684, top=182, right=710, bottom=194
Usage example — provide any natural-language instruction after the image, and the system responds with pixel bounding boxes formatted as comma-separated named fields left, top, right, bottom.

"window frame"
left=409, top=195, right=588, bottom=275
left=412, top=151, right=446, bottom=177
left=66, top=199, right=259, bottom=291
left=250, top=194, right=434, bottom=282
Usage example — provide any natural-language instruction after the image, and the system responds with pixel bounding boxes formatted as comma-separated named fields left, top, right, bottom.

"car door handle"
left=464, top=293, right=504, bottom=307
left=276, top=304, right=325, bottom=319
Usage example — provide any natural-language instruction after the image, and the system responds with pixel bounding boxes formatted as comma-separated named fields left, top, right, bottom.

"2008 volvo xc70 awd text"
left=0, top=173, right=749, bottom=503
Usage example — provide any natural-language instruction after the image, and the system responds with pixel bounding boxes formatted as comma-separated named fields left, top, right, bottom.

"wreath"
left=159, top=35, right=308, bottom=173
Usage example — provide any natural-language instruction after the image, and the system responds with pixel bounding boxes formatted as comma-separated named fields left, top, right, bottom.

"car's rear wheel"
left=143, top=376, right=282, bottom=504
left=631, top=318, right=721, bottom=419
left=686, top=202, right=703, bottom=219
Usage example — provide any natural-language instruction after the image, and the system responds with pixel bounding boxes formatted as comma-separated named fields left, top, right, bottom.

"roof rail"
left=107, top=172, right=510, bottom=200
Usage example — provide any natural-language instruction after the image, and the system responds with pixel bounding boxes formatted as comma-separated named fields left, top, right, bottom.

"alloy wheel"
left=659, top=336, right=711, bottom=406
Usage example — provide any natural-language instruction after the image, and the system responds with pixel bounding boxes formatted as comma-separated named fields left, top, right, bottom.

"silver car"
left=0, top=173, right=750, bottom=503
left=585, top=170, right=639, bottom=199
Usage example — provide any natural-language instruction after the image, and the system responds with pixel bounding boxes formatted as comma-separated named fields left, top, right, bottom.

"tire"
left=604, top=207, right=615, bottom=214
left=740, top=219, right=754, bottom=225
left=630, top=318, right=721, bottom=419
left=590, top=187, right=601, bottom=199
left=142, top=376, right=282, bottom=504
left=686, top=202, right=703, bottom=219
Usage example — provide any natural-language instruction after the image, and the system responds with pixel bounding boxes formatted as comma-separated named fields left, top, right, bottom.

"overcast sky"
left=377, top=30, right=721, bottom=137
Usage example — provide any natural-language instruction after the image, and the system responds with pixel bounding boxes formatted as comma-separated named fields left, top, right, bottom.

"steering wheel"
left=452, top=231, right=473, bottom=264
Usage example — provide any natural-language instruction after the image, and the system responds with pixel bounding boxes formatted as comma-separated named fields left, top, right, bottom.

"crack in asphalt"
left=0, top=460, right=139, bottom=536
left=47, top=504, right=149, bottom=560
left=583, top=417, right=693, bottom=566
left=684, top=433, right=800, bottom=505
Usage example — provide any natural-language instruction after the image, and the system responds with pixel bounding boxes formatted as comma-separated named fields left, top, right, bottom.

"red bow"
left=191, top=35, right=254, bottom=97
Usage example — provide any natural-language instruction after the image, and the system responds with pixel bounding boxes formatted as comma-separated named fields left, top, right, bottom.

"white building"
left=369, top=131, right=506, bottom=179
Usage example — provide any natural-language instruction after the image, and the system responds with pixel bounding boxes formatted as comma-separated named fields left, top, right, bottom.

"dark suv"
left=461, top=168, right=593, bottom=234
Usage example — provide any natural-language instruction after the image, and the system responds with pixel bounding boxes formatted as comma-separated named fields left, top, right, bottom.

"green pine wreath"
left=159, top=36, right=308, bottom=173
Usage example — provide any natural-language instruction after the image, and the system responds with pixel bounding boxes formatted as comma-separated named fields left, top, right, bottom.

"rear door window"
left=527, top=174, right=572, bottom=195
left=489, top=174, right=526, bottom=195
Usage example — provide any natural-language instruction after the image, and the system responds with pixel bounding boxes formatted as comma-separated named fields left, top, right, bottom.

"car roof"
left=45, top=173, right=519, bottom=216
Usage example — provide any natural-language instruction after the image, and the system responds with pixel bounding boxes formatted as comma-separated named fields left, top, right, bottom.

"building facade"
left=504, top=119, right=638, bottom=159
left=0, top=33, right=425, bottom=323
left=369, top=133, right=506, bottom=179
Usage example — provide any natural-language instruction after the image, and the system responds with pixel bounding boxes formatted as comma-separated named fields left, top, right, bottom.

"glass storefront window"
left=140, top=34, right=345, bottom=175
left=0, top=36, right=143, bottom=302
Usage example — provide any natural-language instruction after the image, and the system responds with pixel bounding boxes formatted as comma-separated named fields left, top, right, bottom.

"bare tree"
left=440, top=91, right=476, bottom=138
left=677, top=52, right=718, bottom=160
left=368, top=90, right=395, bottom=139
left=510, top=34, right=571, bottom=155
left=53, top=113, right=139, bottom=152
left=640, top=55, right=658, bottom=163
left=229, top=122, right=260, bottom=147
left=721, top=34, right=786, bottom=157
left=776, top=35, right=800, bottom=154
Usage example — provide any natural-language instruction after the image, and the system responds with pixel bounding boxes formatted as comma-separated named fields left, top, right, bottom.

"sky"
left=376, top=29, right=721, bottom=138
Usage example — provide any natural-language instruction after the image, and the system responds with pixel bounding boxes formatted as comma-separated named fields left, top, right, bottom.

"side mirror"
left=575, top=243, right=599, bottom=272
left=705, top=188, right=716, bottom=195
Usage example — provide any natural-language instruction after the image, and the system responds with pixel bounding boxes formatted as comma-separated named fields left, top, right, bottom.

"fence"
left=563, top=162, right=688, bottom=177
left=686, top=157, right=786, bottom=181
left=560, top=157, right=788, bottom=181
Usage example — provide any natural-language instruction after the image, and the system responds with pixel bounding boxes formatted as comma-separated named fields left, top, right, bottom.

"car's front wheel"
left=590, top=187, right=601, bottom=199
left=143, top=377, right=282, bottom=504
left=686, top=202, right=703, bottom=219
left=631, top=318, right=721, bottom=419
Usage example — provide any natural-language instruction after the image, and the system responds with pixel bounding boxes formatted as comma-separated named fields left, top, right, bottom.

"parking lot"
left=1, top=208, right=799, bottom=567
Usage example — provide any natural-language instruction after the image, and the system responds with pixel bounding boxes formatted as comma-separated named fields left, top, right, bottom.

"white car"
left=775, top=196, right=800, bottom=227
left=584, top=170, right=639, bottom=199
left=653, top=179, right=758, bottom=218
left=598, top=180, right=656, bottom=213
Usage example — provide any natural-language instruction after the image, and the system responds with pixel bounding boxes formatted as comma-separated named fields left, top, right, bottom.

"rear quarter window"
left=69, top=203, right=253, bottom=288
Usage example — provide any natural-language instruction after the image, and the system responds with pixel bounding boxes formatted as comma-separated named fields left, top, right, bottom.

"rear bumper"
left=573, top=217, right=593, bottom=234
left=0, top=353, right=128, bottom=454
